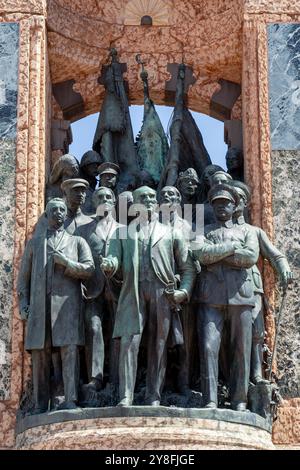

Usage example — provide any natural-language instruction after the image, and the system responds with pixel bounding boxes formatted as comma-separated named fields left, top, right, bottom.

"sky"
left=70, top=105, right=227, bottom=169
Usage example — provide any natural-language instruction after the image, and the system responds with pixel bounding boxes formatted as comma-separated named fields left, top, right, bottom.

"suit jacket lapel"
left=107, top=218, right=117, bottom=241
left=151, top=220, right=168, bottom=247
left=55, top=231, right=67, bottom=251
left=128, top=227, right=139, bottom=269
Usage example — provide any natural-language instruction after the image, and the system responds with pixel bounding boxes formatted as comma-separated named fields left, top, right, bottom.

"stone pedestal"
left=16, top=407, right=274, bottom=450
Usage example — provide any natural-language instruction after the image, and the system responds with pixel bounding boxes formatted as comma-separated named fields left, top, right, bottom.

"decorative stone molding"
left=124, top=0, right=170, bottom=26
left=244, top=0, right=300, bottom=15
left=0, top=14, right=50, bottom=449
left=46, top=0, right=243, bottom=117
left=0, top=1, right=46, bottom=15
left=273, top=398, right=300, bottom=445
left=16, top=408, right=275, bottom=450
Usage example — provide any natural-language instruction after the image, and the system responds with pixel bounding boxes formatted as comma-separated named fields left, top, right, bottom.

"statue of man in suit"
left=159, top=185, right=197, bottom=393
left=101, top=186, right=196, bottom=407
left=18, top=198, right=94, bottom=413
left=192, top=184, right=259, bottom=411
left=77, top=187, right=123, bottom=393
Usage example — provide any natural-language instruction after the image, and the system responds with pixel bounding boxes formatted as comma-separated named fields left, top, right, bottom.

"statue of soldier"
left=61, top=178, right=93, bottom=234
left=80, top=150, right=103, bottom=216
left=209, top=171, right=232, bottom=187
left=46, top=153, right=80, bottom=201
left=47, top=178, right=93, bottom=393
left=17, top=198, right=94, bottom=413
left=204, top=170, right=233, bottom=226
left=198, top=164, right=225, bottom=203
left=34, top=158, right=84, bottom=237
left=101, top=186, right=196, bottom=406
left=176, top=168, right=199, bottom=206
left=192, top=184, right=259, bottom=411
left=160, top=185, right=197, bottom=393
left=231, top=180, right=293, bottom=384
left=225, top=147, right=244, bottom=181
left=77, top=187, right=123, bottom=393
left=98, top=162, right=120, bottom=196
left=92, top=48, right=139, bottom=192
left=176, top=168, right=200, bottom=226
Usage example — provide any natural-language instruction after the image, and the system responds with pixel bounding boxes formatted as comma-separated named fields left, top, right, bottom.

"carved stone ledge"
left=16, top=407, right=274, bottom=450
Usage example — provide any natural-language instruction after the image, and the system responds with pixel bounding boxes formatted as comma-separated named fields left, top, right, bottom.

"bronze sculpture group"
left=17, top=49, right=293, bottom=416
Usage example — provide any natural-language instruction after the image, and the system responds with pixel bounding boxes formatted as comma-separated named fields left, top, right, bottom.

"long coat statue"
left=18, top=228, right=94, bottom=351
left=18, top=198, right=94, bottom=412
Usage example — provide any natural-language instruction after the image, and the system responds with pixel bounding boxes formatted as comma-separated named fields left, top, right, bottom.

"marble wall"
left=268, top=24, right=300, bottom=398
left=268, top=24, right=300, bottom=150
left=0, top=23, right=19, bottom=400
left=271, top=150, right=300, bottom=398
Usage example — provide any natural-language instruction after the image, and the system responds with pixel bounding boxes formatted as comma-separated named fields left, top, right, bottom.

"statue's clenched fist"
left=100, top=255, right=115, bottom=275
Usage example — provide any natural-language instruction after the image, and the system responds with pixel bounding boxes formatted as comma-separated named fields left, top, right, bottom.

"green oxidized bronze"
left=135, top=55, right=169, bottom=187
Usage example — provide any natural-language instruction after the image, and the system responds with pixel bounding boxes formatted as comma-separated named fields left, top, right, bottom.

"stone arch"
left=48, top=0, right=243, bottom=122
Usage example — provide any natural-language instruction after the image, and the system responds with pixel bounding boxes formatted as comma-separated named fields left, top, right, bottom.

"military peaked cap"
left=208, top=183, right=239, bottom=206
left=61, top=178, right=89, bottom=192
left=98, top=162, right=120, bottom=176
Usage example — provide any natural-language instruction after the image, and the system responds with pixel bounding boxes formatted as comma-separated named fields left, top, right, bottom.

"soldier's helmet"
left=80, top=150, right=102, bottom=169
left=177, top=168, right=200, bottom=185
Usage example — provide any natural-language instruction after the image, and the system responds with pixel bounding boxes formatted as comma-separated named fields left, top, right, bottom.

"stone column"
left=0, top=2, right=50, bottom=448
left=242, top=18, right=276, bottom=356
left=243, top=6, right=300, bottom=447
left=267, top=23, right=300, bottom=447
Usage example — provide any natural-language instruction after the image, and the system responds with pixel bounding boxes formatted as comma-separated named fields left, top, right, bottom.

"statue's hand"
left=232, top=241, right=244, bottom=251
left=20, top=305, right=31, bottom=321
left=280, top=271, right=294, bottom=291
left=172, top=289, right=188, bottom=305
left=53, top=250, right=69, bottom=267
left=100, top=256, right=114, bottom=275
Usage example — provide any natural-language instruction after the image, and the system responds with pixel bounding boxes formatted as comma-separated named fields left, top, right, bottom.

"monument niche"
left=15, top=49, right=292, bottom=450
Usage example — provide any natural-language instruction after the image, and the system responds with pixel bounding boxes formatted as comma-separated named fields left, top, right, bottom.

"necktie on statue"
left=138, top=225, right=145, bottom=241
